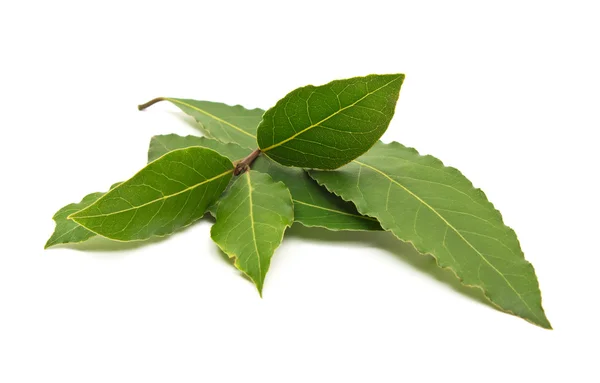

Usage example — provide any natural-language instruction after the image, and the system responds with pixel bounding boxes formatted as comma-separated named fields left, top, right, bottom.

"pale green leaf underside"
left=148, top=134, right=250, bottom=163
left=164, top=98, right=263, bottom=150
left=309, top=141, right=551, bottom=328
left=45, top=182, right=121, bottom=248
left=45, top=191, right=104, bottom=248
left=70, top=147, right=233, bottom=242
left=211, top=170, right=294, bottom=294
left=149, top=134, right=381, bottom=231
left=258, top=74, right=405, bottom=169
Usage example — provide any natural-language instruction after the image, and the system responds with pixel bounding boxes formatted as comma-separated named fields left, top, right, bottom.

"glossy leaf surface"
left=70, top=147, right=233, bottom=241
left=258, top=74, right=404, bottom=169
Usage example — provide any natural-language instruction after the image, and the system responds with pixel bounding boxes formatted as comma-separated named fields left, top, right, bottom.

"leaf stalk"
left=138, top=97, right=167, bottom=111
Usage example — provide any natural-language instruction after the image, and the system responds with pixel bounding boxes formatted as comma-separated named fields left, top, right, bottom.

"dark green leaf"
left=258, top=74, right=404, bottom=169
left=70, top=147, right=233, bottom=241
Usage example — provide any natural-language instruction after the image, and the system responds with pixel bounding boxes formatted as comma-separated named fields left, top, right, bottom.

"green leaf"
left=45, top=183, right=121, bottom=248
left=154, top=98, right=263, bottom=149
left=309, top=141, right=551, bottom=328
left=211, top=170, right=294, bottom=295
left=46, top=136, right=247, bottom=248
left=148, top=134, right=250, bottom=163
left=70, top=147, right=234, bottom=241
left=149, top=134, right=381, bottom=231
left=251, top=156, right=381, bottom=231
left=45, top=191, right=104, bottom=248
left=257, top=74, right=405, bottom=169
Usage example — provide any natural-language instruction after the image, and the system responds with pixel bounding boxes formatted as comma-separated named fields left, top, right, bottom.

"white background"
left=1, top=0, right=598, bottom=382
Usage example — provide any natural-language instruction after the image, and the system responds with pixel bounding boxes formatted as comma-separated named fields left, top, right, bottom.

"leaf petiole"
left=138, top=97, right=167, bottom=111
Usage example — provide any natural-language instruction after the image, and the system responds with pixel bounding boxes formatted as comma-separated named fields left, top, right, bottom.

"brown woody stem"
left=138, top=97, right=167, bottom=111
left=234, top=149, right=261, bottom=176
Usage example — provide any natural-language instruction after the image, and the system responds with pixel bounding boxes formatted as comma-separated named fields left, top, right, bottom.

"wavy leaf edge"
left=309, top=141, right=551, bottom=329
left=211, top=171, right=294, bottom=296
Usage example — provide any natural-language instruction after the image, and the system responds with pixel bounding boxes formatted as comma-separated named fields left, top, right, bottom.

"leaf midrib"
left=292, top=199, right=378, bottom=221
left=246, top=172, right=262, bottom=282
left=260, top=75, right=402, bottom=152
left=353, top=159, right=541, bottom=322
left=70, top=169, right=233, bottom=220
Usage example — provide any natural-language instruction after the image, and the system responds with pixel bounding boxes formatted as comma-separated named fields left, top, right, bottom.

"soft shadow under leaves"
left=286, top=224, right=493, bottom=309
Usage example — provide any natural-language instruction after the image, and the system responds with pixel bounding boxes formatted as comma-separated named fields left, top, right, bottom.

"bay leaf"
left=148, top=134, right=249, bottom=163
left=142, top=98, right=262, bottom=149
left=211, top=170, right=294, bottom=295
left=309, top=141, right=551, bottom=328
left=257, top=74, right=404, bottom=169
left=70, top=147, right=233, bottom=241
left=149, top=134, right=381, bottom=231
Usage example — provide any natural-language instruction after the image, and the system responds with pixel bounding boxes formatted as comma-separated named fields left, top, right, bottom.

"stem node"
left=234, top=149, right=261, bottom=176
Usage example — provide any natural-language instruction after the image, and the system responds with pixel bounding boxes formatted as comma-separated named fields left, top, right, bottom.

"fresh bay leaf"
left=148, top=134, right=250, bottom=163
left=142, top=98, right=262, bottom=149
left=257, top=74, right=405, bottom=169
left=45, top=183, right=121, bottom=248
left=211, top=170, right=294, bottom=294
left=148, top=134, right=381, bottom=231
left=46, top=136, right=245, bottom=248
left=70, top=147, right=233, bottom=241
left=309, top=141, right=551, bottom=328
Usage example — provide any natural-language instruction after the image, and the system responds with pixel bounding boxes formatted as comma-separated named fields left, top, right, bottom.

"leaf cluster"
left=46, top=74, right=551, bottom=328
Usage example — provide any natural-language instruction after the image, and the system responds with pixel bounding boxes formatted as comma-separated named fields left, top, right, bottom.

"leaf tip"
left=254, top=279, right=264, bottom=298
left=538, top=315, right=553, bottom=330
